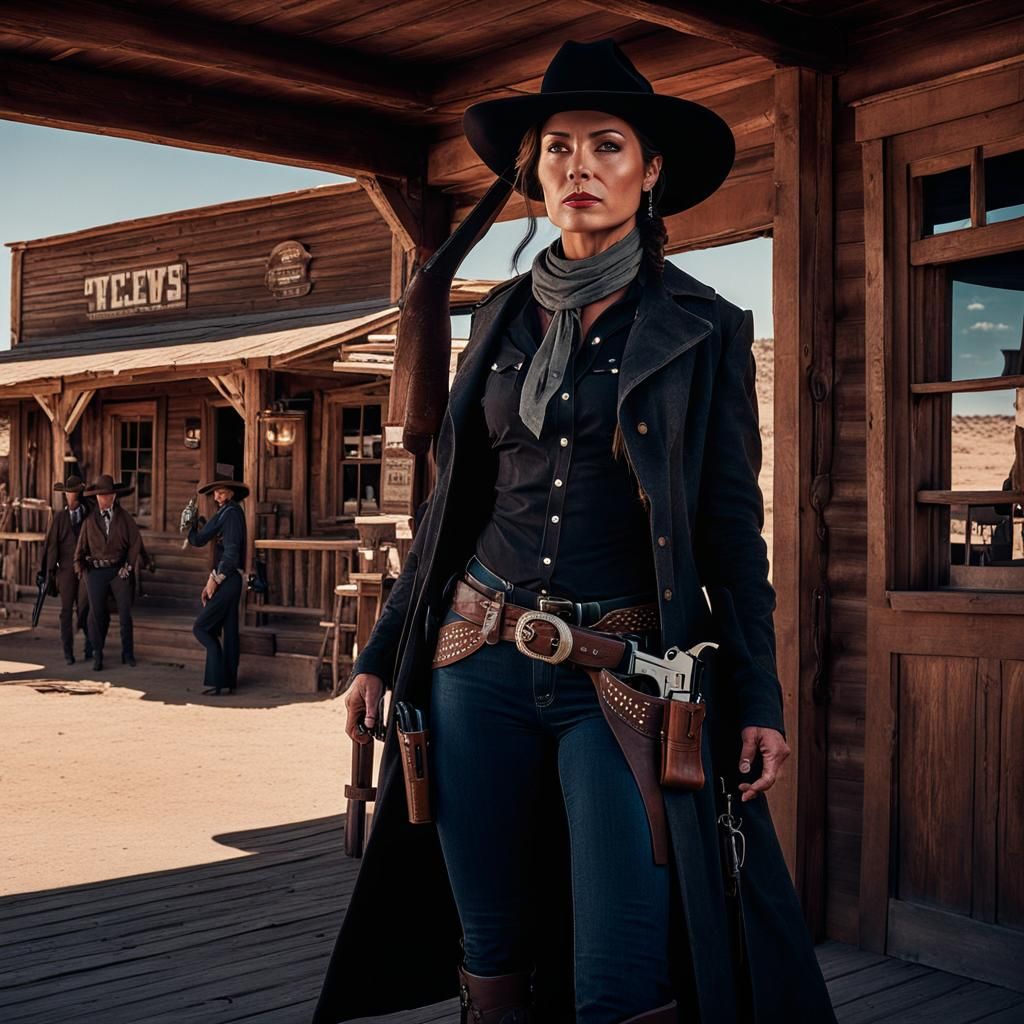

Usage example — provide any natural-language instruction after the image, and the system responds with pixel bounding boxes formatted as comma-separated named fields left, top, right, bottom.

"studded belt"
left=429, top=573, right=711, bottom=867
left=433, top=575, right=660, bottom=671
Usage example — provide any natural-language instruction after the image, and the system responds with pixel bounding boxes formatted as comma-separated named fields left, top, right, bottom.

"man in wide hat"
left=187, top=479, right=249, bottom=695
left=74, top=474, right=142, bottom=671
left=40, top=474, right=93, bottom=664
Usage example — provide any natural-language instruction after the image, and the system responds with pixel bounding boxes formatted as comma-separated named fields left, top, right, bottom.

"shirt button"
left=551, top=515, right=559, bottom=523
left=554, top=478, right=563, bottom=487
left=663, top=588, right=673, bottom=600
left=559, top=437, right=568, bottom=447
left=592, top=336, right=601, bottom=345
left=657, top=535, right=668, bottom=547
left=637, top=421, right=648, bottom=435
left=543, top=557, right=552, bottom=565
left=561, top=392, right=569, bottom=400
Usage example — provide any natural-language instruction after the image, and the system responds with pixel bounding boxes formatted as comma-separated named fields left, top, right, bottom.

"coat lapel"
left=617, top=261, right=716, bottom=413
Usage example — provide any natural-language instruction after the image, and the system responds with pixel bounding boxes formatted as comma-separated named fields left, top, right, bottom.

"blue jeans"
left=429, top=565, right=673, bottom=1023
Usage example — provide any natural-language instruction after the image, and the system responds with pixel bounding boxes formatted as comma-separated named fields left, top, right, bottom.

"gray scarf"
left=519, top=227, right=643, bottom=438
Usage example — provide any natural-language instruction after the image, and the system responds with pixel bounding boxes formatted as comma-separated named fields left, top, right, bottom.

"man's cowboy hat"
left=84, top=473, right=133, bottom=496
left=462, top=38, right=735, bottom=217
left=198, top=479, right=250, bottom=501
left=53, top=475, right=85, bottom=494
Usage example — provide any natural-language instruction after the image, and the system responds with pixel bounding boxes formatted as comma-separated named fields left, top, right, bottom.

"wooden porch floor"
left=1, top=816, right=1021, bottom=1024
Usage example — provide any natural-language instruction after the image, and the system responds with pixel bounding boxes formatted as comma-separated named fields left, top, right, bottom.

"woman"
left=187, top=478, right=248, bottom=696
left=313, top=39, right=836, bottom=1024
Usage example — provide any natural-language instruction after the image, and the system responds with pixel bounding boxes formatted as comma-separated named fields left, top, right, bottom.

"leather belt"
left=439, top=574, right=689, bottom=867
left=449, top=576, right=659, bottom=668
left=87, top=557, right=124, bottom=569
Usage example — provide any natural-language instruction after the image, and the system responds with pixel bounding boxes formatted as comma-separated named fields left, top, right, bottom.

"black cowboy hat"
left=198, top=479, right=250, bottom=501
left=463, top=39, right=735, bottom=217
left=84, top=473, right=133, bottom=496
left=53, top=475, right=85, bottom=494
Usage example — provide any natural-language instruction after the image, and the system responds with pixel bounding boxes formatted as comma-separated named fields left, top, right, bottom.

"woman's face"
left=536, top=110, right=662, bottom=238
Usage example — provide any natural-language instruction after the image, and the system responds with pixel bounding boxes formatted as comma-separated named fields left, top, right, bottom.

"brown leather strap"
left=585, top=666, right=670, bottom=865
left=449, top=579, right=639, bottom=669
left=440, top=578, right=672, bottom=866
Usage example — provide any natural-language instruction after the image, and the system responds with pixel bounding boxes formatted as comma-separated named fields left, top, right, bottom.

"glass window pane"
left=138, top=471, right=152, bottom=500
left=138, top=419, right=153, bottom=448
left=922, top=165, right=971, bottom=236
left=363, top=403, right=382, bottom=458
left=984, top=149, right=1024, bottom=226
left=139, top=450, right=152, bottom=470
left=360, top=463, right=381, bottom=514
left=341, top=463, right=359, bottom=515
left=342, top=406, right=361, bottom=459
left=121, top=450, right=137, bottom=471
left=949, top=251, right=1024, bottom=382
left=945, top=390, right=1024, bottom=588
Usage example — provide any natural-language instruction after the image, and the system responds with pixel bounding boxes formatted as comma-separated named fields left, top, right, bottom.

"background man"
left=40, top=474, right=92, bottom=664
left=74, top=474, right=142, bottom=671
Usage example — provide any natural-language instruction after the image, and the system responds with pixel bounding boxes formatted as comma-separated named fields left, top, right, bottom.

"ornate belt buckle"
left=514, top=610, right=574, bottom=664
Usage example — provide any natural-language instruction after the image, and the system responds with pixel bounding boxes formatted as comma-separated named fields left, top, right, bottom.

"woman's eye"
left=546, top=142, right=568, bottom=153
left=597, top=141, right=621, bottom=151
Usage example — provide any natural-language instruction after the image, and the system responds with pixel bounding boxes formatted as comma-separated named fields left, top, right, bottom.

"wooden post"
left=771, top=66, right=834, bottom=938
left=241, top=368, right=265, bottom=622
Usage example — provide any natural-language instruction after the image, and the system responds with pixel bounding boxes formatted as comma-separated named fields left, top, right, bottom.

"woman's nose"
left=568, top=166, right=591, bottom=183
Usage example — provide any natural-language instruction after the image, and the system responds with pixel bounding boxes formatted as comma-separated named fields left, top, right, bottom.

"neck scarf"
left=519, top=227, right=643, bottom=439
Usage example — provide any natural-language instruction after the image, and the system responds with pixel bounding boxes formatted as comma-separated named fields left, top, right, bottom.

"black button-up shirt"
left=473, top=271, right=658, bottom=603
left=188, top=500, right=246, bottom=578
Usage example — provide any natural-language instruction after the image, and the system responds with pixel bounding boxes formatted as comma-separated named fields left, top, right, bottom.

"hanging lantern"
left=263, top=406, right=301, bottom=447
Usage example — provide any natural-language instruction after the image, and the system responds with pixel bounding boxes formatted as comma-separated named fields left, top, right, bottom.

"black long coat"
left=312, top=262, right=836, bottom=1024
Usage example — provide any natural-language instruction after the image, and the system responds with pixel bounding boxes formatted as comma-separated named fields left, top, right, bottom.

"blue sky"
left=1, top=119, right=773, bottom=354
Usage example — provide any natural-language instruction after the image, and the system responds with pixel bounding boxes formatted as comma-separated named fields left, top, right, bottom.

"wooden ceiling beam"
left=575, top=1, right=846, bottom=71
left=0, top=0, right=429, bottom=113
left=0, top=56, right=420, bottom=179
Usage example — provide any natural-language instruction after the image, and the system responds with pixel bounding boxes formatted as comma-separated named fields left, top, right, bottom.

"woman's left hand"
left=737, top=726, right=790, bottom=802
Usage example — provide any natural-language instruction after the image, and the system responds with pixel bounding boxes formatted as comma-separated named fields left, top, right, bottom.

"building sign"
left=83, top=262, right=187, bottom=320
left=265, top=240, right=313, bottom=299
left=381, top=425, right=414, bottom=514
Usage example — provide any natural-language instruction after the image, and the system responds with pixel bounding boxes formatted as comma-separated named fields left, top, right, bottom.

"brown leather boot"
left=457, top=962, right=534, bottom=1023
left=618, top=999, right=678, bottom=1023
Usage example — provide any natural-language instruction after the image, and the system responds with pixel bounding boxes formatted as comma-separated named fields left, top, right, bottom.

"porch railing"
left=252, top=538, right=361, bottom=619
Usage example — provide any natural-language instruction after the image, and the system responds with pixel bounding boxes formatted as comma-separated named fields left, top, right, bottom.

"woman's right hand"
left=345, top=672, right=385, bottom=745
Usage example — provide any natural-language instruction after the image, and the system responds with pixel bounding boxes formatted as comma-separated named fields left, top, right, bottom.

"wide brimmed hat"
left=462, top=39, right=735, bottom=217
left=84, top=473, right=133, bottom=496
left=198, top=479, right=250, bottom=501
left=54, top=475, right=85, bottom=494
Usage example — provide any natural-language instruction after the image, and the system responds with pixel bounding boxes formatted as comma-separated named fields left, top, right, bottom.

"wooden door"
left=861, top=102, right=1024, bottom=991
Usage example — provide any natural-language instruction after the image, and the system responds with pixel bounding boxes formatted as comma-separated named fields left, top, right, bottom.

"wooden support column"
left=771, top=66, right=834, bottom=938
left=241, top=368, right=266, bottom=621
left=35, top=389, right=94, bottom=493
left=357, top=174, right=451, bottom=302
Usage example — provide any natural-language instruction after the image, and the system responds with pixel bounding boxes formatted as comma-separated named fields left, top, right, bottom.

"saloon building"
left=0, top=183, right=485, bottom=681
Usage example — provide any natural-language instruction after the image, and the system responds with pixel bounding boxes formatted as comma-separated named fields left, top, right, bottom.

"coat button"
left=637, top=421, right=648, bottom=435
left=657, top=535, right=668, bottom=547
left=663, top=588, right=673, bottom=600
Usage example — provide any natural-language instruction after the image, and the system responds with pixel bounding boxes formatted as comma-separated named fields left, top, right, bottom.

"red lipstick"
left=563, top=190, right=600, bottom=208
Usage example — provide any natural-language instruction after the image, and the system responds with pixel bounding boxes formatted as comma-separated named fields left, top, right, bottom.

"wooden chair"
left=317, top=582, right=358, bottom=695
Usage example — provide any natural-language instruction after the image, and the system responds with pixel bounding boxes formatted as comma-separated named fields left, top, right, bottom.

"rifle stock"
left=391, top=168, right=515, bottom=454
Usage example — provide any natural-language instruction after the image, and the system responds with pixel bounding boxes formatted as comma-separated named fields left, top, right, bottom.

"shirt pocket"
left=480, top=341, right=529, bottom=407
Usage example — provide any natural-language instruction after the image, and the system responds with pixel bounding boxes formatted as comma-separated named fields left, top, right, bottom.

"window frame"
left=320, top=392, right=385, bottom=523
left=901, top=132, right=1024, bottom=597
